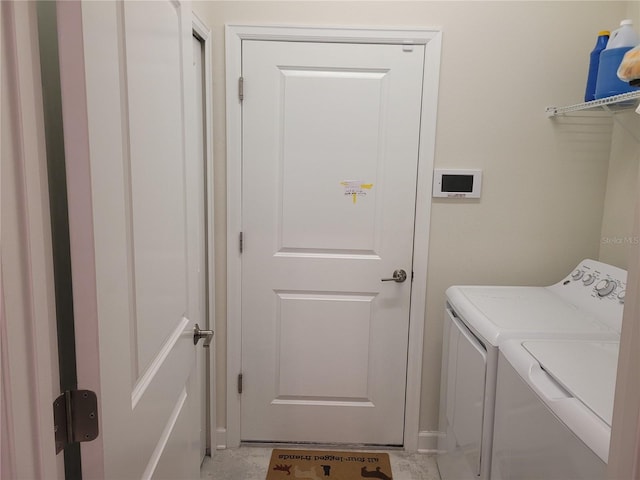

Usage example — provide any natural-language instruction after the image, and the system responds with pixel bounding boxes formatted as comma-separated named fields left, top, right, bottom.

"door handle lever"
left=193, top=323, right=214, bottom=347
left=381, top=269, right=407, bottom=283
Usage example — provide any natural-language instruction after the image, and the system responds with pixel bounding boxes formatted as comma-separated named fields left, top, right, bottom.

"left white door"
left=57, top=1, right=202, bottom=478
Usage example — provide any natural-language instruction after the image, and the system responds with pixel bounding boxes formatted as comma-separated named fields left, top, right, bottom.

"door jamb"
left=1, top=1, right=62, bottom=476
left=225, top=24, right=442, bottom=451
left=192, top=11, right=216, bottom=458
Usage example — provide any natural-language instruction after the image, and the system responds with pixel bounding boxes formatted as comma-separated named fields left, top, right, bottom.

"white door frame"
left=225, top=24, right=442, bottom=451
left=1, top=1, right=61, bottom=476
left=192, top=11, right=216, bottom=458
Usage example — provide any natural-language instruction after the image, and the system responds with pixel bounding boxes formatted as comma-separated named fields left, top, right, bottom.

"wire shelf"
left=545, top=91, right=640, bottom=117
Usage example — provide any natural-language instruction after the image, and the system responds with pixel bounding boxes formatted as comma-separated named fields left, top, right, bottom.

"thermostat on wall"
left=433, top=169, right=482, bottom=199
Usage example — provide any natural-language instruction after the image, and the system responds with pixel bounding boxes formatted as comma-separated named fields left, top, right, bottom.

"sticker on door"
left=340, top=180, right=374, bottom=204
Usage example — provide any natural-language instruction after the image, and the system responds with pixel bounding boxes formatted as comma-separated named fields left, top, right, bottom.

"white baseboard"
left=417, top=430, right=443, bottom=454
left=215, top=428, right=227, bottom=450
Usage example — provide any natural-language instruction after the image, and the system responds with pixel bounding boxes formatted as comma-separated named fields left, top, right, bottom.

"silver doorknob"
left=381, top=269, right=407, bottom=283
left=193, top=323, right=214, bottom=347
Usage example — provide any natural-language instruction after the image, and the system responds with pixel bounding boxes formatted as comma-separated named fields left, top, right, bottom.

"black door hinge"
left=238, top=373, right=243, bottom=394
left=53, top=390, right=99, bottom=454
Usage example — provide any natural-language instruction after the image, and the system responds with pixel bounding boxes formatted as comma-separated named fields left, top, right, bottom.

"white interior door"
left=241, top=40, right=424, bottom=445
left=58, top=1, right=203, bottom=478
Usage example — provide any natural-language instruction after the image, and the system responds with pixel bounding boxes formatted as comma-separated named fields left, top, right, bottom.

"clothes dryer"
left=437, top=259, right=626, bottom=480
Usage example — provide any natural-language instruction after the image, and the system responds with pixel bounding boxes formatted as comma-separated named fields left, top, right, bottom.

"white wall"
left=599, top=2, right=640, bottom=268
left=599, top=113, right=640, bottom=267
left=192, top=0, right=633, bottom=438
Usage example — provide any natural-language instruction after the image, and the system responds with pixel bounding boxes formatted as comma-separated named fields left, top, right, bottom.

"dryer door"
left=448, top=310, right=487, bottom=476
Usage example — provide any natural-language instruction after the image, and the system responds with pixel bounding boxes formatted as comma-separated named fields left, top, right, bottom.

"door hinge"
left=53, top=389, right=99, bottom=454
left=239, top=232, right=244, bottom=253
left=238, top=373, right=243, bottom=394
left=238, top=77, right=244, bottom=101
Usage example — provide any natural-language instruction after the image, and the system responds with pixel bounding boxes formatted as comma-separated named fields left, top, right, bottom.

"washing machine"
left=436, top=259, right=626, bottom=480
left=490, top=338, right=618, bottom=479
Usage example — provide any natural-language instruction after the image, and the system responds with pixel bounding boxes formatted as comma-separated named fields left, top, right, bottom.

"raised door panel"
left=123, top=1, right=190, bottom=379
left=278, top=67, right=388, bottom=254
left=275, top=292, right=375, bottom=402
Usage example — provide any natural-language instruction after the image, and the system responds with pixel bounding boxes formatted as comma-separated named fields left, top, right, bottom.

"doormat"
left=266, top=449, right=393, bottom=480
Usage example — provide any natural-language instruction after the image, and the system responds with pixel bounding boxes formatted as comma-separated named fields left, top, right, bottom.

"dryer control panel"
left=566, top=264, right=626, bottom=301
left=550, top=259, right=627, bottom=334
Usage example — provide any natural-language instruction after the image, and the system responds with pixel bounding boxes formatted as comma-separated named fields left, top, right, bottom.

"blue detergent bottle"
left=584, top=31, right=610, bottom=101
left=595, top=19, right=640, bottom=99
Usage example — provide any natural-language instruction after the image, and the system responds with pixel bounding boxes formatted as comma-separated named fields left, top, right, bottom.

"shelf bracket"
left=546, top=91, right=640, bottom=142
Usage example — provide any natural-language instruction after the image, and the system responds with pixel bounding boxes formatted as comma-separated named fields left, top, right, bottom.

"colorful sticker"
left=340, top=181, right=374, bottom=204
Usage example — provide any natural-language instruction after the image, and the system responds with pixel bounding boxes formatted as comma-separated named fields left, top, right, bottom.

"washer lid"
left=522, top=340, right=619, bottom=426
left=447, top=286, right=616, bottom=346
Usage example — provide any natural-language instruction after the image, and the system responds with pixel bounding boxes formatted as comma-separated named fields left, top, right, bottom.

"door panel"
left=241, top=40, right=424, bottom=445
left=275, top=292, right=375, bottom=401
left=58, top=1, right=202, bottom=477
left=278, top=68, right=387, bottom=253
left=124, top=0, right=189, bottom=376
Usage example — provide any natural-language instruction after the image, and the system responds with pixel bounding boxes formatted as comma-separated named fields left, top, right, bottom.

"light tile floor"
left=201, top=446, right=441, bottom=480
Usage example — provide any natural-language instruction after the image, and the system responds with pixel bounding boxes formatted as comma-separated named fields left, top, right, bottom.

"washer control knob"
left=618, top=290, right=626, bottom=303
left=582, top=274, right=595, bottom=286
left=571, top=269, right=584, bottom=280
left=595, top=279, right=616, bottom=297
